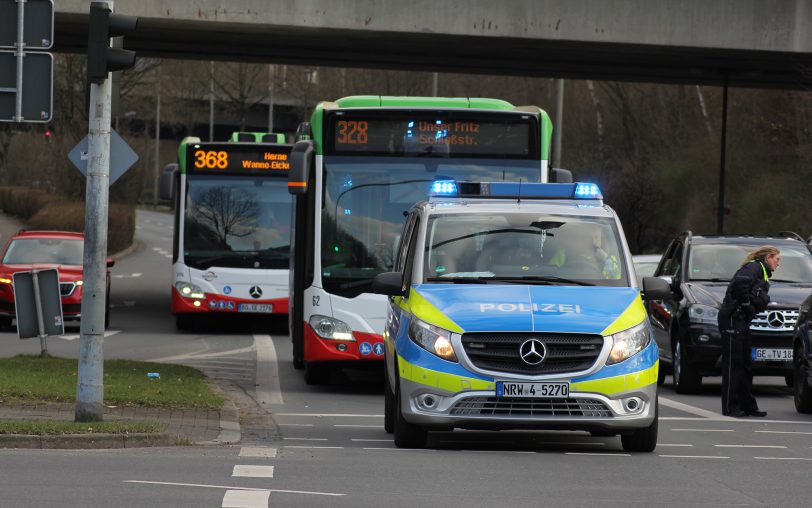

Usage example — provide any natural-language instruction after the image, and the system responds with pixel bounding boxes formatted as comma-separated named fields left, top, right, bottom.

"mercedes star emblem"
left=519, top=339, right=546, bottom=366
left=249, top=286, right=263, bottom=299
left=767, top=311, right=785, bottom=328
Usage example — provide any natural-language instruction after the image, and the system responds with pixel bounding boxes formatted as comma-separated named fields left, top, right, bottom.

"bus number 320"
left=194, top=150, right=229, bottom=169
left=337, top=120, right=368, bottom=145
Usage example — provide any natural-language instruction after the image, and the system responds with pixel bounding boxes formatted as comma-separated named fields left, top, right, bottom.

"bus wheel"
left=292, top=336, right=304, bottom=370
left=304, top=362, right=330, bottom=385
left=176, top=315, right=193, bottom=331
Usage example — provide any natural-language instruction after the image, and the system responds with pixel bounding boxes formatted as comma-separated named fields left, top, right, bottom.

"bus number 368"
left=194, top=150, right=229, bottom=169
left=337, top=120, right=368, bottom=145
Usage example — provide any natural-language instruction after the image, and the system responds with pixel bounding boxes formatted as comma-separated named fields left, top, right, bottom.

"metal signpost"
left=0, top=0, right=53, bottom=123
left=13, top=269, right=64, bottom=357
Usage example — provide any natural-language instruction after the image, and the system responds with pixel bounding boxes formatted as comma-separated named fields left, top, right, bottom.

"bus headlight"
left=309, top=315, right=354, bottom=341
left=688, top=304, right=719, bottom=325
left=175, top=282, right=205, bottom=299
left=607, top=320, right=651, bottom=365
left=408, top=317, right=457, bottom=362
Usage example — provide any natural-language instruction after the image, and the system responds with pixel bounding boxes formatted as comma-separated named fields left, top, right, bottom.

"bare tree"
left=192, top=187, right=259, bottom=246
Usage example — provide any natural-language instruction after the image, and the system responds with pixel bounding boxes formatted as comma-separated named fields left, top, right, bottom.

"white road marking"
left=755, top=457, right=812, bottom=461
left=278, top=423, right=314, bottom=427
left=658, top=396, right=727, bottom=419
left=659, top=455, right=730, bottom=459
left=283, top=446, right=344, bottom=450
left=239, top=447, right=277, bottom=458
left=565, top=452, right=630, bottom=457
left=757, top=430, right=812, bottom=435
left=663, top=416, right=812, bottom=425
left=276, top=413, right=383, bottom=418
left=148, top=345, right=256, bottom=363
left=254, top=334, right=284, bottom=405
left=57, top=330, right=120, bottom=341
left=232, top=465, right=275, bottom=478
left=283, top=437, right=328, bottom=441
left=363, top=447, right=436, bottom=452
left=112, top=273, right=142, bottom=279
left=222, top=490, right=270, bottom=507
left=715, top=444, right=787, bottom=449
left=671, top=428, right=735, bottom=432
left=351, top=439, right=393, bottom=442
left=333, top=424, right=383, bottom=428
left=657, top=444, right=694, bottom=447
left=126, top=481, right=344, bottom=496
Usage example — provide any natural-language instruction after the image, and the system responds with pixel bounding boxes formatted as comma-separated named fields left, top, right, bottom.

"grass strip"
left=0, top=420, right=161, bottom=435
left=0, top=355, right=224, bottom=409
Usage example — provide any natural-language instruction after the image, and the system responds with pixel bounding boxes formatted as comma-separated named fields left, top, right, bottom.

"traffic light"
left=87, top=2, right=138, bottom=84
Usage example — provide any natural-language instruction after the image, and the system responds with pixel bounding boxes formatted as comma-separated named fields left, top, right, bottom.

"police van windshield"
left=689, top=243, right=812, bottom=283
left=423, top=213, right=629, bottom=286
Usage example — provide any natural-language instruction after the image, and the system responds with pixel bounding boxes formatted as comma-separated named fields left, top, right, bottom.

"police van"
left=371, top=181, right=671, bottom=451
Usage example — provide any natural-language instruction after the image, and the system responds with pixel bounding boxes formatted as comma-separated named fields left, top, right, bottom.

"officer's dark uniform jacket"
left=717, top=259, right=772, bottom=415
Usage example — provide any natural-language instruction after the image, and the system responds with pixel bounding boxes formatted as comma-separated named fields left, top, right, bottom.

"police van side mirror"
left=288, top=140, right=314, bottom=195
left=372, top=272, right=406, bottom=297
left=641, top=276, right=671, bottom=300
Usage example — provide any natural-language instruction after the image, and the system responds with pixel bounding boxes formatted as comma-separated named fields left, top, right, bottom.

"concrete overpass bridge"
left=53, top=0, right=812, bottom=88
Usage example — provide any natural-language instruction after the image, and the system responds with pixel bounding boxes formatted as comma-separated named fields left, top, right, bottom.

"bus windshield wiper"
left=488, top=275, right=595, bottom=286
left=425, top=277, right=490, bottom=284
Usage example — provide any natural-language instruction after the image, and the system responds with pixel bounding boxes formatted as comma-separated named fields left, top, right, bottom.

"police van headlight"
left=607, top=320, right=651, bottom=365
left=688, top=304, right=719, bottom=325
left=175, top=282, right=205, bottom=299
left=408, top=317, right=457, bottom=362
left=309, top=315, right=354, bottom=341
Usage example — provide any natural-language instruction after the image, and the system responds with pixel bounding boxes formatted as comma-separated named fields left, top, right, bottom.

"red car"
left=0, top=230, right=114, bottom=328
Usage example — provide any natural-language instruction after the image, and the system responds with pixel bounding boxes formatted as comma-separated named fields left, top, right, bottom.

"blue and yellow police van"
left=372, top=181, right=672, bottom=451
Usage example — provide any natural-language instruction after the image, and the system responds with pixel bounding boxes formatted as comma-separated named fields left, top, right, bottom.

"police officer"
left=718, top=245, right=781, bottom=417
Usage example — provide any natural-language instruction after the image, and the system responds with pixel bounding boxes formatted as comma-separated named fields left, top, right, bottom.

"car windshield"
left=423, top=213, right=629, bottom=287
left=2, top=238, right=84, bottom=265
left=688, top=243, right=812, bottom=283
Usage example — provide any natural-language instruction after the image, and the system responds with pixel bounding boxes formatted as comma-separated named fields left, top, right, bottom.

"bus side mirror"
left=641, top=276, right=671, bottom=300
left=159, top=163, right=178, bottom=201
left=372, top=272, right=406, bottom=297
left=552, top=168, right=573, bottom=183
left=288, top=140, right=314, bottom=195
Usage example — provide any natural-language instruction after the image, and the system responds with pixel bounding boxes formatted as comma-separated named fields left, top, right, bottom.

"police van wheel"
left=673, top=335, right=702, bottom=394
left=621, top=397, right=658, bottom=453
left=384, top=371, right=394, bottom=434
left=394, top=383, right=427, bottom=448
left=304, top=362, right=330, bottom=385
left=794, top=352, right=812, bottom=413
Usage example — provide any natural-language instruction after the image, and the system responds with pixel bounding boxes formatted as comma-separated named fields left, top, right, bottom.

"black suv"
left=646, top=231, right=812, bottom=393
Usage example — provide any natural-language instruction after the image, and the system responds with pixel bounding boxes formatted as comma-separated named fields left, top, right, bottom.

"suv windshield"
left=422, top=213, right=629, bottom=286
left=3, top=238, right=83, bottom=265
left=688, top=243, right=812, bottom=283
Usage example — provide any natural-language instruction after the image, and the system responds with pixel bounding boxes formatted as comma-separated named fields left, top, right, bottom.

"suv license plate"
left=752, top=348, right=792, bottom=361
left=237, top=303, right=274, bottom=313
left=496, top=381, right=569, bottom=398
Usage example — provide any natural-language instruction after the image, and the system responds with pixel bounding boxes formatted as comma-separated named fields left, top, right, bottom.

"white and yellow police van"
left=372, top=181, right=671, bottom=451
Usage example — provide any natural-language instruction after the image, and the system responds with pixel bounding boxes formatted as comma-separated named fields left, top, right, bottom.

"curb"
left=0, top=432, right=186, bottom=449
left=110, top=239, right=144, bottom=261
left=197, top=381, right=241, bottom=446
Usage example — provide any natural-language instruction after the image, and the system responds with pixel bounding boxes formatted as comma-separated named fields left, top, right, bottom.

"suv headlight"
left=175, top=282, right=205, bottom=299
left=408, top=317, right=457, bottom=362
left=309, top=315, right=354, bottom=341
left=688, top=304, right=719, bottom=325
left=607, top=320, right=651, bottom=365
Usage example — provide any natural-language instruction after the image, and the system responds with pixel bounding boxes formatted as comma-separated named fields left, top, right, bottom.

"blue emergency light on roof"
left=429, top=180, right=603, bottom=200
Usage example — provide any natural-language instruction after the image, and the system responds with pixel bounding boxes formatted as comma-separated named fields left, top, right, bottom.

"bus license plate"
left=751, top=348, right=792, bottom=361
left=237, top=303, right=274, bottom=313
left=496, top=381, right=569, bottom=399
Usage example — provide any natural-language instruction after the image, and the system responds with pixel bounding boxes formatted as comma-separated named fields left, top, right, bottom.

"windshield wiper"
left=491, top=275, right=596, bottom=286
left=425, top=277, right=490, bottom=284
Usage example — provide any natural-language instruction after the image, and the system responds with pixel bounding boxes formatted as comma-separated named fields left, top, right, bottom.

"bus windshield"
left=320, top=156, right=542, bottom=292
left=183, top=175, right=291, bottom=270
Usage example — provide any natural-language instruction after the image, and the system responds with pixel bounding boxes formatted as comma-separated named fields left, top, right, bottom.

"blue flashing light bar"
left=429, top=180, right=603, bottom=200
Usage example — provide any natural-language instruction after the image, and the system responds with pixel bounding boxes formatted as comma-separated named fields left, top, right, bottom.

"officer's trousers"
left=718, top=311, right=759, bottom=415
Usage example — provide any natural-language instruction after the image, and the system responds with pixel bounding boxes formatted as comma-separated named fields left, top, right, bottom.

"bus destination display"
left=327, top=112, right=536, bottom=158
left=187, top=144, right=291, bottom=175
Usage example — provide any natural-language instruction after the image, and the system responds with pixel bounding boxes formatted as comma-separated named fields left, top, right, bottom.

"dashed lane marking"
left=671, top=428, right=735, bottom=432
left=657, top=444, right=694, bottom=447
left=362, top=447, right=436, bottom=452
left=755, top=457, right=812, bottom=461
left=239, top=447, right=277, bottom=458
left=565, top=452, right=630, bottom=457
left=715, top=444, right=787, bottom=449
left=222, top=490, right=270, bottom=508
left=232, top=465, right=275, bottom=478
left=283, top=437, right=328, bottom=441
left=658, top=396, right=726, bottom=419
left=756, top=430, right=812, bottom=435
left=276, top=413, right=383, bottom=417
left=659, top=455, right=730, bottom=459
left=112, top=273, right=142, bottom=279
left=333, top=424, right=383, bottom=428
left=57, top=330, right=120, bottom=341
left=278, top=423, right=314, bottom=427
left=283, top=446, right=344, bottom=450
left=125, top=480, right=344, bottom=497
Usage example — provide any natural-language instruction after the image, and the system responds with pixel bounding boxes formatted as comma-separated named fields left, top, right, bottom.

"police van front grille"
left=750, top=309, right=798, bottom=333
left=450, top=397, right=612, bottom=418
left=460, top=333, right=604, bottom=375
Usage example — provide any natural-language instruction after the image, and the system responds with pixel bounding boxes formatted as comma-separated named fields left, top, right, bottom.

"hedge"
left=0, top=187, right=135, bottom=255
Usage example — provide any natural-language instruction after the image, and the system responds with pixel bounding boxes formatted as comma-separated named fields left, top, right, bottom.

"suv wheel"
left=621, top=396, right=658, bottom=452
left=673, top=334, right=702, bottom=394
left=794, top=347, right=812, bottom=413
left=393, top=380, right=427, bottom=448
